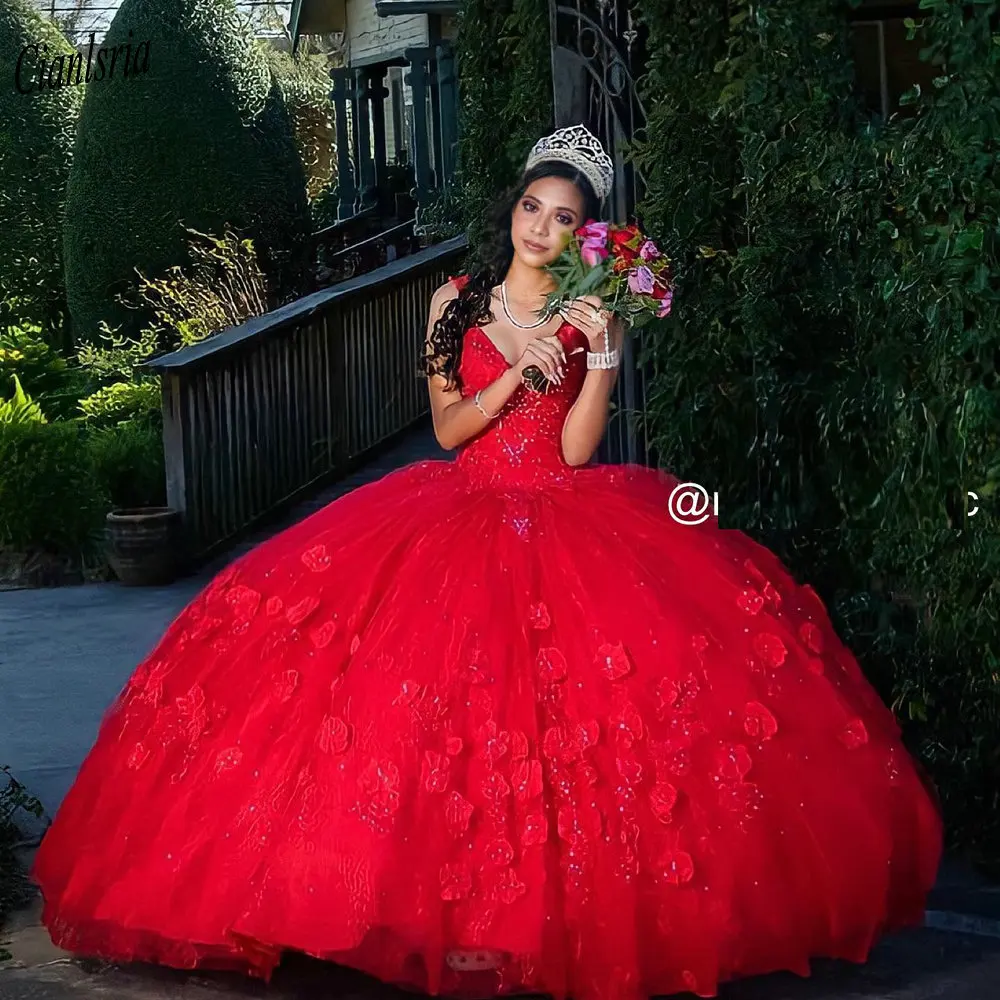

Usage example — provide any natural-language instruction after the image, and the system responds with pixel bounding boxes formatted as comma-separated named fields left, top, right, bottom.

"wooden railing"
left=146, top=235, right=468, bottom=560
left=314, top=217, right=421, bottom=287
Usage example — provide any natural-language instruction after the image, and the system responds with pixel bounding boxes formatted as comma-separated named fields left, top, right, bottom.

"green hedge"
left=0, top=420, right=106, bottom=554
left=0, top=0, right=80, bottom=344
left=629, top=0, right=1000, bottom=866
left=63, top=0, right=310, bottom=343
left=456, top=0, right=552, bottom=254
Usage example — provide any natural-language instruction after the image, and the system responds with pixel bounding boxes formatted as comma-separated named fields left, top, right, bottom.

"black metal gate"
left=549, top=0, right=654, bottom=466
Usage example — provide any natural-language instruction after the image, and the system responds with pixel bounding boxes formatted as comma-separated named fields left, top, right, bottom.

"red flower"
left=611, top=228, right=638, bottom=251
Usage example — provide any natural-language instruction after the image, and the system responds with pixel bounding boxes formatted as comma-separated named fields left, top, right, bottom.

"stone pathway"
left=3, top=418, right=1000, bottom=998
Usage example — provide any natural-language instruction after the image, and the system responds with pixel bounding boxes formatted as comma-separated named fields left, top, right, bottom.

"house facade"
left=291, top=0, right=460, bottom=224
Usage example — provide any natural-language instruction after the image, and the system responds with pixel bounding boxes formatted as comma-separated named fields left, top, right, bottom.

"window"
left=848, top=1, right=940, bottom=118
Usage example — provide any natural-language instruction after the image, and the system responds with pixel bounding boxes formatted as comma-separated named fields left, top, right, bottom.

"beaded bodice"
left=455, top=323, right=590, bottom=489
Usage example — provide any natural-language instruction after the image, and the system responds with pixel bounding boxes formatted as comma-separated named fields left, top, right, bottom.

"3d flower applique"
left=481, top=770, right=512, bottom=803
left=421, top=750, right=451, bottom=792
left=656, top=673, right=700, bottom=716
left=736, top=589, right=764, bottom=615
left=649, top=782, right=679, bottom=823
left=445, top=790, right=475, bottom=834
left=537, top=646, right=569, bottom=682
left=485, top=837, right=515, bottom=867
left=317, top=715, right=352, bottom=755
left=743, top=701, right=778, bottom=741
left=512, top=758, right=544, bottom=802
left=225, top=584, right=261, bottom=621
left=840, top=718, right=869, bottom=749
left=799, top=621, right=825, bottom=654
left=480, top=720, right=511, bottom=765
left=715, top=743, right=753, bottom=781
left=521, top=810, right=549, bottom=848
left=214, top=746, right=244, bottom=774
left=301, top=544, right=332, bottom=573
left=660, top=849, right=695, bottom=885
left=597, top=641, right=632, bottom=680
left=309, top=619, right=338, bottom=649
left=529, top=602, right=551, bottom=629
left=752, top=632, right=787, bottom=668
left=285, top=595, right=320, bottom=626
left=274, top=669, right=300, bottom=702
left=440, top=861, right=473, bottom=900
left=496, top=866, right=528, bottom=903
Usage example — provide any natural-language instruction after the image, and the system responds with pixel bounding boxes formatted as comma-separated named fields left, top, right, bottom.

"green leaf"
left=0, top=374, right=46, bottom=425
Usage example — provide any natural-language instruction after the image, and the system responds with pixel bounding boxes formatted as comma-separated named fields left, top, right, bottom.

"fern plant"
left=0, top=375, right=45, bottom=425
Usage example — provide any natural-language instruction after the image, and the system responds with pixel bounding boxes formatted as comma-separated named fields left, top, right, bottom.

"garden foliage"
left=630, top=0, right=1000, bottom=867
left=0, top=0, right=81, bottom=345
left=62, top=0, right=310, bottom=342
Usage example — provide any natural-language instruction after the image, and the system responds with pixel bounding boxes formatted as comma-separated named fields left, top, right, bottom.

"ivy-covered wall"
left=454, top=0, right=1000, bottom=867
left=455, top=0, right=553, bottom=254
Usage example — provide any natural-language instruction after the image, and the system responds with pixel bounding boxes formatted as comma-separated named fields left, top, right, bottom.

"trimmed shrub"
left=0, top=419, right=106, bottom=554
left=63, top=0, right=310, bottom=342
left=87, top=417, right=166, bottom=509
left=0, top=0, right=80, bottom=343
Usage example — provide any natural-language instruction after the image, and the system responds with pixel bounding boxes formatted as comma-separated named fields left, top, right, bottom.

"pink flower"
left=578, top=221, right=610, bottom=245
left=656, top=289, right=673, bottom=318
left=639, top=239, right=661, bottom=261
left=581, top=241, right=609, bottom=267
left=628, top=265, right=655, bottom=295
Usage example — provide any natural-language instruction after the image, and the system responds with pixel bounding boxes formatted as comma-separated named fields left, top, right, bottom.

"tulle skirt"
left=34, top=458, right=942, bottom=1000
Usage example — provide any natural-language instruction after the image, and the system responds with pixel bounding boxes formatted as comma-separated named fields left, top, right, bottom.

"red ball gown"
left=34, top=288, right=942, bottom=1000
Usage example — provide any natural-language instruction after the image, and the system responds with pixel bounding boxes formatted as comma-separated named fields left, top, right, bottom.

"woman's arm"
left=425, top=282, right=523, bottom=451
left=560, top=313, right=625, bottom=466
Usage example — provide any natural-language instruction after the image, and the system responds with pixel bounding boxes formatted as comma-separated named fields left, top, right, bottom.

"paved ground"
left=3, top=418, right=1000, bottom=999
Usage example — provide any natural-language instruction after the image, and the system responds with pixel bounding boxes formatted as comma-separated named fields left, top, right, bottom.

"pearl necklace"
left=500, top=281, right=551, bottom=329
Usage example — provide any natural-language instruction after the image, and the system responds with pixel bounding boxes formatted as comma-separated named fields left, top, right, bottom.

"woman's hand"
left=560, top=295, right=621, bottom=352
left=513, top=334, right=567, bottom=385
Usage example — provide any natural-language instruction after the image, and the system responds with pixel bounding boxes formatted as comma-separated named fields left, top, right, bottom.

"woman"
left=34, top=125, right=942, bottom=1000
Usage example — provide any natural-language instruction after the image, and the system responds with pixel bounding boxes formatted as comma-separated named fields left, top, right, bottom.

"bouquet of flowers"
left=543, top=220, right=674, bottom=327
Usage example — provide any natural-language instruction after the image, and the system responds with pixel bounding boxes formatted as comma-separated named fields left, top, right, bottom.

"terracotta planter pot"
left=105, top=507, right=183, bottom=586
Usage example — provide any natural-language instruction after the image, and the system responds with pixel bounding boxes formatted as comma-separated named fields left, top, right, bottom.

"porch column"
left=330, top=67, right=357, bottom=220
left=364, top=63, right=390, bottom=211
left=435, top=42, right=457, bottom=192
left=404, top=46, right=434, bottom=217
left=353, top=67, right=377, bottom=213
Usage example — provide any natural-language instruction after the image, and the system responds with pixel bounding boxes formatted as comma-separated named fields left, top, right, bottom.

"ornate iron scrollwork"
left=548, top=1, right=648, bottom=223
left=549, top=0, right=654, bottom=466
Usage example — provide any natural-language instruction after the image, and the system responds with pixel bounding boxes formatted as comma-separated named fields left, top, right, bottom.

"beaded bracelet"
left=473, top=389, right=495, bottom=419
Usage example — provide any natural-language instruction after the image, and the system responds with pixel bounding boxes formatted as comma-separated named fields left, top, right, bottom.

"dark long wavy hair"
left=422, top=160, right=602, bottom=390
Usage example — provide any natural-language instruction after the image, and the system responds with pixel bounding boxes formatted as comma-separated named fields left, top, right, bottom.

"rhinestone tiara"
left=524, top=125, right=615, bottom=201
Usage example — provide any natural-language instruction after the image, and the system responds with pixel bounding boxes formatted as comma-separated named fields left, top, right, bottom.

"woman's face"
left=510, top=175, right=586, bottom=268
